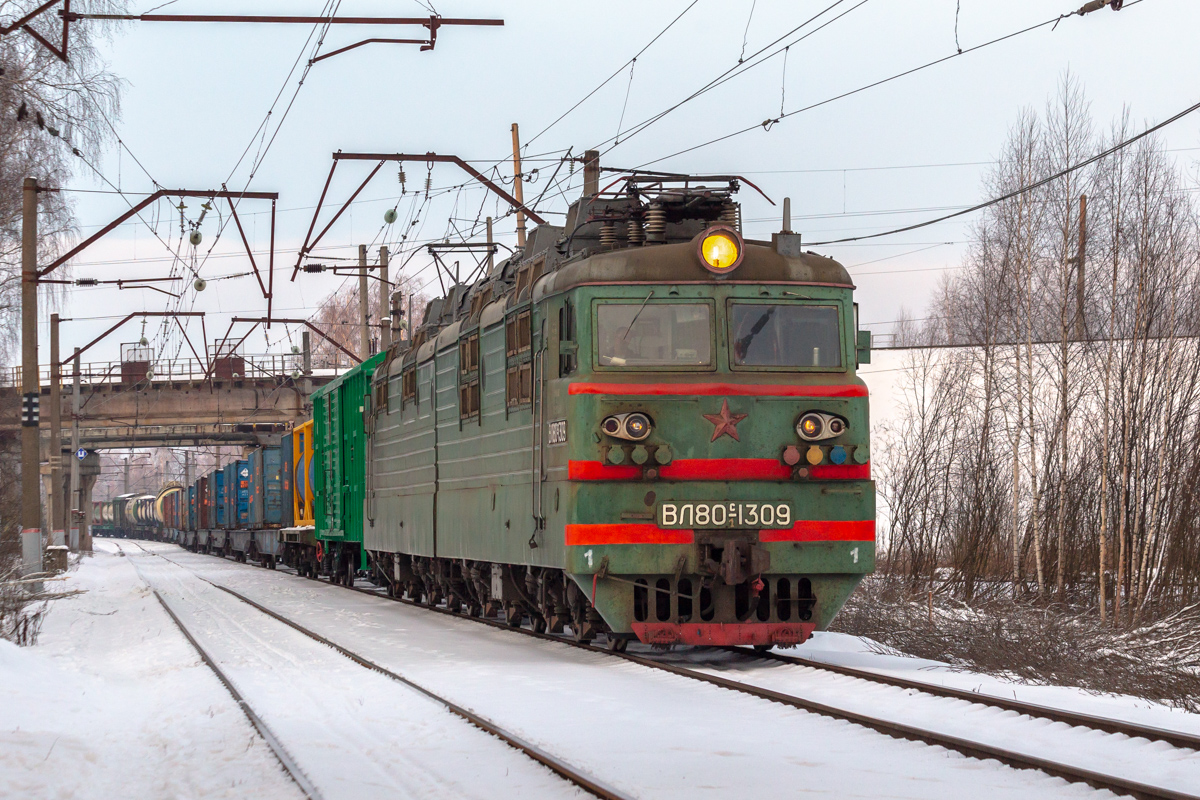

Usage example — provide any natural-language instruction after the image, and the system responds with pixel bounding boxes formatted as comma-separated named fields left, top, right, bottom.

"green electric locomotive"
left=360, top=173, right=874, bottom=649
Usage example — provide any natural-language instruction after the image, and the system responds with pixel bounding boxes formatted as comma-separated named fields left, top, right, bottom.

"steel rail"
left=142, top=546, right=632, bottom=800
left=727, top=646, right=1200, bottom=752
left=165, top=540, right=1200, bottom=800
left=118, top=543, right=323, bottom=800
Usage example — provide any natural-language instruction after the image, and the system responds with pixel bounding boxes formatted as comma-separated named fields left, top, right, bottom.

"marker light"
left=798, top=413, right=824, bottom=440
left=696, top=225, right=744, bottom=275
left=796, top=412, right=848, bottom=442
left=601, top=412, right=653, bottom=442
left=625, top=413, right=652, bottom=441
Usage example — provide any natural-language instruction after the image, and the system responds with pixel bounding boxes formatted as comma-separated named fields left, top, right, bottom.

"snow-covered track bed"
left=147, top=541, right=1200, bottom=799
left=115, top=543, right=600, bottom=800
left=350, top=584, right=1200, bottom=800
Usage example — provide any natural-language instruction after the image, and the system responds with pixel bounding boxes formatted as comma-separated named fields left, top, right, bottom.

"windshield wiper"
left=623, top=291, right=655, bottom=340
left=736, top=306, right=777, bottom=357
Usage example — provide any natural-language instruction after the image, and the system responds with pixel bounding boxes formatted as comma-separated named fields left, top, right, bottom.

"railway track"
left=151, top=541, right=1200, bottom=800
left=738, top=646, right=1200, bottom=752
left=117, top=542, right=323, bottom=800
left=124, top=541, right=630, bottom=800
left=342, top=580, right=1199, bottom=800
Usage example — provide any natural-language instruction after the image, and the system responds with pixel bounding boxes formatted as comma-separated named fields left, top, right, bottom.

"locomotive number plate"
left=659, top=502, right=792, bottom=529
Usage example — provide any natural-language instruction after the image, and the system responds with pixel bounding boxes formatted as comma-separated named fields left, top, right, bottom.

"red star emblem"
left=703, top=399, right=748, bottom=442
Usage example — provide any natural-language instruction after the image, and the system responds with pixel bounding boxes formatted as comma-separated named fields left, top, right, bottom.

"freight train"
left=93, top=493, right=164, bottom=538
left=163, top=172, right=876, bottom=650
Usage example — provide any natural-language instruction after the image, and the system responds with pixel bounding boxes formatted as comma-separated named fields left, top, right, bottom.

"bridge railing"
left=0, top=352, right=359, bottom=388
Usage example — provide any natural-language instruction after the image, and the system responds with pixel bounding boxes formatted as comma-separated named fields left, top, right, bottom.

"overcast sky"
left=36, top=0, right=1200, bottom=364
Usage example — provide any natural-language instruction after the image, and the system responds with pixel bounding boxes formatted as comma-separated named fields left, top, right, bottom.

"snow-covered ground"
left=0, top=544, right=301, bottom=799
left=6, top=542, right=1199, bottom=799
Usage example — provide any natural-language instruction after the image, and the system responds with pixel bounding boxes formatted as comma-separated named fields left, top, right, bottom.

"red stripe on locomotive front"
left=564, top=524, right=694, bottom=545
left=759, top=520, right=875, bottom=542
left=565, top=520, right=874, bottom=545
left=568, top=382, right=868, bottom=397
left=568, top=459, right=870, bottom=481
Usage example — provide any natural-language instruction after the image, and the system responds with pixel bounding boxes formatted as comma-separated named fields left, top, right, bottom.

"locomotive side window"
left=459, top=333, right=481, bottom=422
left=596, top=302, right=712, bottom=367
left=558, top=300, right=577, bottom=377
left=506, top=309, right=533, bottom=408
left=729, top=303, right=842, bottom=368
left=387, top=374, right=401, bottom=414
left=401, top=366, right=417, bottom=404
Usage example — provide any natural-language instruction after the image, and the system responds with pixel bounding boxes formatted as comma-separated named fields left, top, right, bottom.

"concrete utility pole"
left=49, top=313, right=62, bottom=544
left=379, top=245, right=390, bottom=351
left=511, top=123, right=526, bottom=249
left=20, top=177, right=40, bottom=553
left=486, top=216, right=495, bottom=272
left=358, top=244, right=370, bottom=358
left=123, top=455, right=130, bottom=495
left=69, top=347, right=81, bottom=550
left=1076, top=194, right=1087, bottom=341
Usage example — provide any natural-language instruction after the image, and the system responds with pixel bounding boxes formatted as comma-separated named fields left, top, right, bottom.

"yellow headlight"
left=701, top=232, right=739, bottom=271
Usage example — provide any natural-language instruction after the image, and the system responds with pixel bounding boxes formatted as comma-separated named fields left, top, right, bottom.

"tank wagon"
left=92, top=493, right=162, bottom=538
left=161, top=169, right=875, bottom=650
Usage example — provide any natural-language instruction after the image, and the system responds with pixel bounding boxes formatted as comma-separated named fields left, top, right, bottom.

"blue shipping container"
left=187, top=485, right=196, bottom=531
left=233, top=460, right=250, bottom=527
left=249, top=446, right=284, bottom=527
left=210, top=469, right=226, bottom=528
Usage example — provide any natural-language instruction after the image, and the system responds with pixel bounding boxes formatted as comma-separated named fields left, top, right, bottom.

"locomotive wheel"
left=753, top=644, right=772, bottom=653
left=504, top=603, right=523, bottom=627
left=531, top=615, right=548, bottom=634
left=570, top=608, right=596, bottom=644
left=607, top=636, right=629, bottom=653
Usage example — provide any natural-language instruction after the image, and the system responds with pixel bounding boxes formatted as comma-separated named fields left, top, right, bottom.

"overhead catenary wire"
left=597, top=0, right=873, bottom=155
left=632, top=0, right=1147, bottom=170
left=522, top=0, right=700, bottom=149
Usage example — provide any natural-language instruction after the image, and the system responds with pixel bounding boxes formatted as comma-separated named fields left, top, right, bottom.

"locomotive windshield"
left=597, top=301, right=712, bottom=367
left=730, top=303, right=842, bottom=368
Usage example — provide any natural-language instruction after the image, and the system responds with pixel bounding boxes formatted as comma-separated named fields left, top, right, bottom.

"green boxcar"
left=312, top=350, right=387, bottom=583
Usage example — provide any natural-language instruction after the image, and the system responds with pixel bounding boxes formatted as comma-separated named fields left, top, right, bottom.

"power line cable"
left=808, top=93, right=1200, bottom=246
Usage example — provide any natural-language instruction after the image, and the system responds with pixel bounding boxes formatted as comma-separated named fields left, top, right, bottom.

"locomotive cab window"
left=729, top=302, right=843, bottom=369
left=596, top=301, right=713, bottom=368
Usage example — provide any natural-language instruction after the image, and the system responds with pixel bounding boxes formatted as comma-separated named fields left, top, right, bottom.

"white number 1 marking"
left=585, top=549, right=593, bottom=568
left=850, top=547, right=859, bottom=564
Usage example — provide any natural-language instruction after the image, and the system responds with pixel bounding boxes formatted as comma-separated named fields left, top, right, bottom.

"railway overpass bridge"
left=0, top=351, right=357, bottom=453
